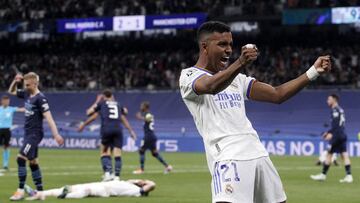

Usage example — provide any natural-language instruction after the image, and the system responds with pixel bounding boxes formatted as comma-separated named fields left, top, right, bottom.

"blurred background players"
left=0, top=95, right=24, bottom=174
left=133, top=101, right=172, bottom=174
left=78, top=90, right=136, bottom=181
left=311, top=94, right=353, bottom=183
left=316, top=150, right=338, bottom=166
left=8, top=72, right=64, bottom=200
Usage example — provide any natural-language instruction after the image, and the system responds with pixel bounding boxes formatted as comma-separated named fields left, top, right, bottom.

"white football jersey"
left=179, top=67, right=268, bottom=171
left=71, top=182, right=110, bottom=197
left=103, top=180, right=141, bottom=197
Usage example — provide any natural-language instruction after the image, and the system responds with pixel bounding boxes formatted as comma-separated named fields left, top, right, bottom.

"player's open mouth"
left=220, top=56, right=230, bottom=65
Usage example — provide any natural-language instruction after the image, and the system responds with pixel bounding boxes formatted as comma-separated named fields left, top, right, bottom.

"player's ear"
left=200, top=41, right=208, bottom=55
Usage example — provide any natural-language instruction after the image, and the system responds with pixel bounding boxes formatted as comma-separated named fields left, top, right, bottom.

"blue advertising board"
left=9, top=135, right=360, bottom=157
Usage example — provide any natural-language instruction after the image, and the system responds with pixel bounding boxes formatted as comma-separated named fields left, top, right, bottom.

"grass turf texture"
left=0, top=149, right=359, bottom=203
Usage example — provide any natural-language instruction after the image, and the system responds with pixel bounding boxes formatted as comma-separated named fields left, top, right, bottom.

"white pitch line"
left=3, top=165, right=207, bottom=171
left=2, top=168, right=209, bottom=177
left=2, top=166, right=359, bottom=177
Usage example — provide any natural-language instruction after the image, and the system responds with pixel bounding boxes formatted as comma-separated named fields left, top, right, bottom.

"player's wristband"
left=306, top=65, right=320, bottom=81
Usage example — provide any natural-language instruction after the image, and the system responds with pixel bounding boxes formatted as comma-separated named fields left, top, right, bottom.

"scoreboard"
left=332, top=7, right=360, bottom=24
left=57, top=13, right=206, bottom=33
left=283, top=6, right=360, bottom=25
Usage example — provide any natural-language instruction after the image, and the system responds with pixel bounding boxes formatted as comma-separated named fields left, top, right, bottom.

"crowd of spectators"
left=285, top=0, right=360, bottom=8
left=0, top=0, right=293, bottom=22
left=0, top=35, right=359, bottom=91
left=0, top=0, right=223, bottom=22
left=1, top=0, right=360, bottom=23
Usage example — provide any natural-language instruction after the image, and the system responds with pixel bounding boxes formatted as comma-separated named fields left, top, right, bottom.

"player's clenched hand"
left=238, top=44, right=258, bottom=66
left=130, top=130, right=137, bottom=140
left=313, top=55, right=331, bottom=74
left=54, top=134, right=65, bottom=145
left=14, top=74, right=23, bottom=82
left=322, top=132, right=333, bottom=141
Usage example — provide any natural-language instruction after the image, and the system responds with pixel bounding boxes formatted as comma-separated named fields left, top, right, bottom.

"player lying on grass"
left=24, top=179, right=156, bottom=200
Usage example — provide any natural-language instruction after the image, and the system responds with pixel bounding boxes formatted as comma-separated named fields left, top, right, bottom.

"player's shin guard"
left=322, top=164, right=330, bottom=175
left=114, top=156, right=122, bottom=177
left=139, top=151, right=145, bottom=170
left=101, top=156, right=112, bottom=173
left=30, top=163, right=43, bottom=191
left=152, top=152, right=168, bottom=167
left=3, top=149, right=10, bottom=168
left=17, top=157, right=27, bottom=189
left=345, top=165, right=351, bottom=175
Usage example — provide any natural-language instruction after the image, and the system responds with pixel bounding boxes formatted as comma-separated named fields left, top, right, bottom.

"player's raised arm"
left=194, top=45, right=258, bottom=95
left=8, top=74, right=23, bottom=95
left=78, top=112, right=98, bottom=132
left=86, top=94, right=103, bottom=116
left=43, top=111, right=64, bottom=145
left=249, top=55, right=331, bottom=104
left=120, top=115, right=137, bottom=140
left=136, top=112, right=145, bottom=120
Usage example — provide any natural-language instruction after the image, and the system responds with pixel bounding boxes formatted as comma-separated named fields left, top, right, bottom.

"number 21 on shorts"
left=213, top=161, right=240, bottom=195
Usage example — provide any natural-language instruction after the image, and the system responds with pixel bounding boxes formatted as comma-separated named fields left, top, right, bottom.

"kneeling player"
left=25, top=179, right=155, bottom=200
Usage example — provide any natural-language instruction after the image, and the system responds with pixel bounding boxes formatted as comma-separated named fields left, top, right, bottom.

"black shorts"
left=20, top=135, right=43, bottom=160
left=101, top=129, right=123, bottom=149
left=140, top=138, right=157, bottom=151
left=329, top=139, right=347, bottom=154
left=0, top=128, right=11, bottom=146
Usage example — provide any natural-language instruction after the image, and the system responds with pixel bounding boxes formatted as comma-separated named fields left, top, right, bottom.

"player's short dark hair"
left=141, top=101, right=150, bottom=109
left=1, top=95, right=9, bottom=100
left=329, top=93, right=339, bottom=101
left=102, top=89, right=112, bottom=98
left=197, top=21, right=231, bottom=42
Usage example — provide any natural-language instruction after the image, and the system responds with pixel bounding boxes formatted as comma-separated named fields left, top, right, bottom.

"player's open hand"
left=238, top=44, right=258, bottom=66
left=313, top=55, right=331, bottom=74
left=14, top=74, right=23, bottom=82
left=54, top=134, right=65, bottom=146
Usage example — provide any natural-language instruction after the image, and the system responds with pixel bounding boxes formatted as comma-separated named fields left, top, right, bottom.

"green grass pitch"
left=0, top=149, right=359, bottom=203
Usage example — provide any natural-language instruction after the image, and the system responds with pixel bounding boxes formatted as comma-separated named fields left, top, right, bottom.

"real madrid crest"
left=225, top=184, right=234, bottom=194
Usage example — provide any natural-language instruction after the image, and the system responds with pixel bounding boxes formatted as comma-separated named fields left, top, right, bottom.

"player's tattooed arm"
left=121, top=115, right=137, bottom=140
left=194, top=45, right=258, bottom=95
left=43, top=111, right=64, bottom=145
left=250, top=56, right=331, bottom=104
left=78, top=113, right=98, bottom=132
left=8, top=74, right=23, bottom=95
